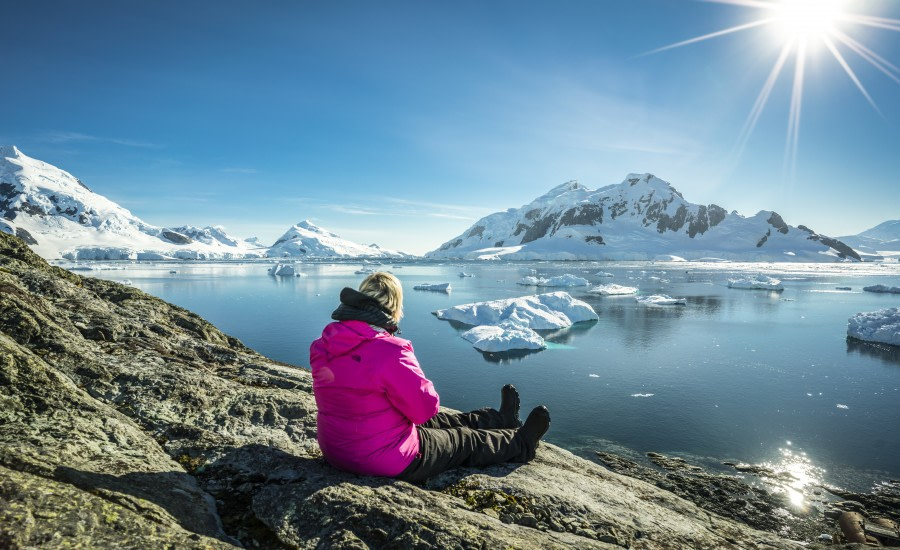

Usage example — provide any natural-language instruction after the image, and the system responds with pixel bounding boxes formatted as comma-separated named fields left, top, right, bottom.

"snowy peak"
left=427, top=173, right=859, bottom=262
left=167, top=225, right=242, bottom=247
left=859, top=219, right=900, bottom=242
left=293, top=219, right=335, bottom=236
left=0, top=145, right=22, bottom=159
left=838, top=219, right=900, bottom=257
left=268, top=220, right=410, bottom=258
left=0, top=146, right=264, bottom=260
left=540, top=180, right=585, bottom=198
left=622, top=173, right=684, bottom=199
left=1, top=145, right=144, bottom=231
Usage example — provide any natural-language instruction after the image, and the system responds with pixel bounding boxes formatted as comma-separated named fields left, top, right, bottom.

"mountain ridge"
left=0, top=146, right=407, bottom=260
left=427, top=173, right=861, bottom=262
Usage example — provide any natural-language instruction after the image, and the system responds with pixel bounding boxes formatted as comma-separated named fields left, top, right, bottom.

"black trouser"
left=397, top=408, right=525, bottom=483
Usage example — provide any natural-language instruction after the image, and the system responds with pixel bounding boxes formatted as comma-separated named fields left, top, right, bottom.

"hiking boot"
left=516, top=405, right=550, bottom=462
left=499, top=384, right=521, bottom=428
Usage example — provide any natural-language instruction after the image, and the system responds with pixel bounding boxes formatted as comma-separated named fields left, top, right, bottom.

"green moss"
left=175, top=453, right=206, bottom=473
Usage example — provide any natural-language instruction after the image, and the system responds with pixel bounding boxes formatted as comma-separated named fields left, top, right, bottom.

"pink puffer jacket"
left=310, top=320, right=440, bottom=476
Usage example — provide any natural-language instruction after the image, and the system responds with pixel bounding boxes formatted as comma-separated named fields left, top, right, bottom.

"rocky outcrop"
left=0, top=230, right=805, bottom=548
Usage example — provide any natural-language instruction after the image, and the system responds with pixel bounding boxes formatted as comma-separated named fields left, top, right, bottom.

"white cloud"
left=38, top=130, right=161, bottom=149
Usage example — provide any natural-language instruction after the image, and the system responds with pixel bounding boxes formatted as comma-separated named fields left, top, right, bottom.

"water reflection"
left=478, top=348, right=544, bottom=364
left=540, top=320, right=598, bottom=345
left=846, top=338, right=900, bottom=366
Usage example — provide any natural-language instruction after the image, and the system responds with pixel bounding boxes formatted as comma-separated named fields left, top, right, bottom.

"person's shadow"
left=54, top=443, right=524, bottom=547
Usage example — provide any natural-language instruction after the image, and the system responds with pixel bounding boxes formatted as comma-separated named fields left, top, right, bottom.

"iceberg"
left=589, top=283, right=638, bottom=296
left=727, top=274, right=784, bottom=290
left=434, top=291, right=598, bottom=330
left=413, top=282, right=452, bottom=292
left=847, top=307, right=900, bottom=346
left=268, top=263, right=304, bottom=277
left=863, top=284, right=900, bottom=294
left=517, top=274, right=590, bottom=287
left=635, top=295, right=686, bottom=306
left=458, top=272, right=474, bottom=278
left=461, top=321, right=546, bottom=352
left=596, top=272, right=615, bottom=278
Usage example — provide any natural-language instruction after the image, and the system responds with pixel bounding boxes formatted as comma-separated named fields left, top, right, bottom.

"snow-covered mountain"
left=267, top=220, right=411, bottom=258
left=0, top=145, right=262, bottom=260
left=426, top=173, right=860, bottom=262
left=839, top=220, right=900, bottom=259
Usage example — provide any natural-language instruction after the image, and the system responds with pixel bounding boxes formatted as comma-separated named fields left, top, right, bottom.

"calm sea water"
left=77, top=260, right=900, bottom=495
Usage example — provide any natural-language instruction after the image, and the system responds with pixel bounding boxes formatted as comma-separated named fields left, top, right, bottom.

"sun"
left=772, top=0, right=846, bottom=42
left=643, top=0, right=899, bottom=176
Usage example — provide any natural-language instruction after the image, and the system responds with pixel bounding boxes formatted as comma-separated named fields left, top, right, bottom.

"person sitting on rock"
left=310, top=271, right=551, bottom=482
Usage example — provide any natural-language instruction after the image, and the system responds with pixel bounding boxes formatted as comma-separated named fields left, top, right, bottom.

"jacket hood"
left=331, top=287, right=398, bottom=334
left=317, top=320, right=390, bottom=358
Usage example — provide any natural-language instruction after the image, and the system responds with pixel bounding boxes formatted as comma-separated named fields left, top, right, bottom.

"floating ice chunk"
left=635, top=295, right=686, bottom=306
left=589, top=283, right=638, bottom=295
left=847, top=307, right=900, bottom=346
left=458, top=272, right=474, bottom=278
left=588, top=374, right=600, bottom=378
left=169, top=270, right=177, bottom=274
left=835, top=287, right=851, bottom=291
left=517, top=274, right=590, bottom=287
left=631, top=393, right=655, bottom=398
left=596, top=272, right=614, bottom=278
left=268, top=263, right=298, bottom=276
left=354, top=267, right=376, bottom=275
left=434, top=291, right=598, bottom=329
left=461, top=321, right=546, bottom=352
left=727, top=274, right=784, bottom=290
left=836, top=404, right=849, bottom=410
left=863, top=284, right=900, bottom=294
left=413, top=282, right=452, bottom=292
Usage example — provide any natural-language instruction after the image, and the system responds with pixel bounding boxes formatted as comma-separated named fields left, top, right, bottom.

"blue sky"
left=2, top=0, right=898, bottom=254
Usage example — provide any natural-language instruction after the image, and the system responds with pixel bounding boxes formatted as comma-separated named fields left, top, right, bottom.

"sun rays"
left=647, top=0, right=900, bottom=176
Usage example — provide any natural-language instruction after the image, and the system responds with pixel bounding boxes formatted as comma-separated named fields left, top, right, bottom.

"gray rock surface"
left=0, top=231, right=804, bottom=548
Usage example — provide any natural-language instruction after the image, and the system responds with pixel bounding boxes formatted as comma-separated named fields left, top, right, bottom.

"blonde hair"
left=359, top=272, right=404, bottom=323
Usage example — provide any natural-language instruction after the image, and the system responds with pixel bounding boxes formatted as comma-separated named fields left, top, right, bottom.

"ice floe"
left=413, top=282, right=452, bottom=292
left=863, top=284, right=900, bottom=294
left=631, top=393, right=655, bottom=398
left=727, top=274, right=784, bottom=290
left=458, top=272, right=474, bottom=278
left=847, top=307, right=900, bottom=347
left=588, top=283, right=638, bottom=295
left=596, top=272, right=615, bottom=278
left=517, top=274, right=590, bottom=287
left=435, top=291, right=598, bottom=330
left=635, top=295, right=686, bottom=306
left=461, top=321, right=546, bottom=352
